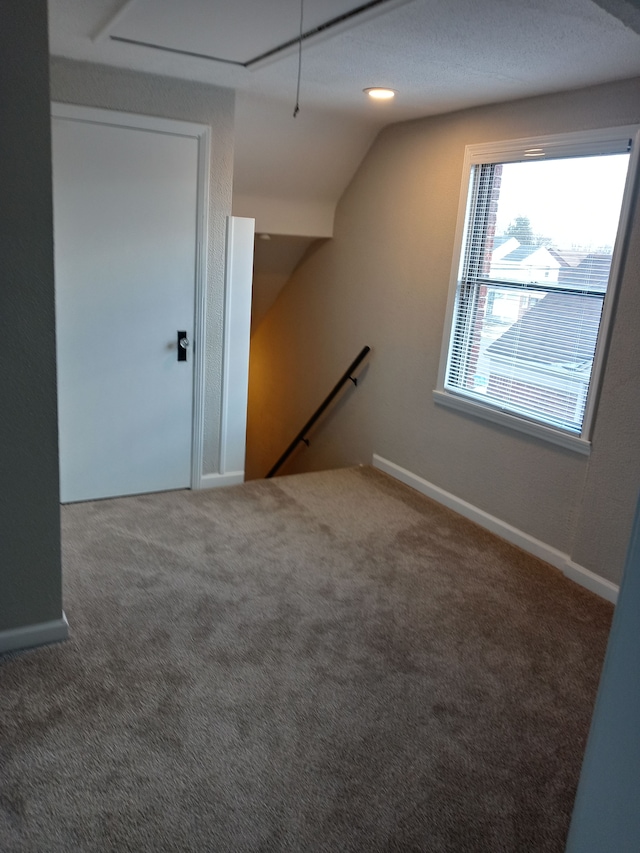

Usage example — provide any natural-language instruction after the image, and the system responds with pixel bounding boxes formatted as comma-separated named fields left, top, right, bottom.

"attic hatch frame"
left=434, top=125, right=640, bottom=455
left=95, top=0, right=415, bottom=69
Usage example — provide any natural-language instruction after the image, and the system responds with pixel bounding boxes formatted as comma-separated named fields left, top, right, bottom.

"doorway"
left=52, top=105, right=209, bottom=502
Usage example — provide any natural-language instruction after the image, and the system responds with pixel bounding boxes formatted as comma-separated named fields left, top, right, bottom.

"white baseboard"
left=372, top=454, right=619, bottom=604
left=0, top=612, right=69, bottom=655
left=562, top=560, right=619, bottom=603
left=195, top=471, right=245, bottom=490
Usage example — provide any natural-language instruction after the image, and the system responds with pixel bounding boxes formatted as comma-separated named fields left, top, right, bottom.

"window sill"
left=433, top=389, right=592, bottom=455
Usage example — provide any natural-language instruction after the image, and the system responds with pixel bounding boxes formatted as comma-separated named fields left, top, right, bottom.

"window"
left=435, top=128, right=639, bottom=453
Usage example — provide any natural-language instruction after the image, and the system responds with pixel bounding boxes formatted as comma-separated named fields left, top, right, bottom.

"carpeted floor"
left=0, top=466, right=613, bottom=852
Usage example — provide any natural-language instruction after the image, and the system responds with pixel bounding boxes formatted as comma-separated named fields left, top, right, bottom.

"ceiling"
left=49, top=0, right=640, bottom=230
left=48, top=0, right=640, bottom=325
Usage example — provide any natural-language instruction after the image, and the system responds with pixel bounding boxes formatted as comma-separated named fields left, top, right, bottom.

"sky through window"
left=494, top=154, right=629, bottom=251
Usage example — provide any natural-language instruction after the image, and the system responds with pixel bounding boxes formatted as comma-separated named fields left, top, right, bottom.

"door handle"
left=177, top=331, right=189, bottom=361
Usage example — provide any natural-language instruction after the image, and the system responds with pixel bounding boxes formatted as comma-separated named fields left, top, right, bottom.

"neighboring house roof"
left=548, top=248, right=588, bottom=268
left=487, top=292, right=602, bottom=366
left=499, top=245, right=559, bottom=265
left=558, top=253, right=612, bottom=291
left=492, top=236, right=517, bottom=251
left=499, top=244, right=537, bottom=262
left=490, top=236, right=520, bottom=261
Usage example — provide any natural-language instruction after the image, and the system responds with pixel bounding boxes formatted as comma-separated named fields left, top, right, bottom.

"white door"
left=52, top=112, right=199, bottom=503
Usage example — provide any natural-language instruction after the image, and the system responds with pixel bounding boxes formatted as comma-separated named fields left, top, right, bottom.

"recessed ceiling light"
left=364, top=87, right=396, bottom=100
left=524, top=148, right=545, bottom=157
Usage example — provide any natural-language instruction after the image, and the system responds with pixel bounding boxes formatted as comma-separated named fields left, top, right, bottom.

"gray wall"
left=50, top=58, right=235, bottom=475
left=247, top=77, right=640, bottom=586
left=566, top=490, right=640, bottom=851
left=0, top=1, right=63, bottom=631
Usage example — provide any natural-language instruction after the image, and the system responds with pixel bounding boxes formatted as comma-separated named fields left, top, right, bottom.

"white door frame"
left=219, top=216, right=254, bottom=480
left=51, top=102, right=211, bottom=490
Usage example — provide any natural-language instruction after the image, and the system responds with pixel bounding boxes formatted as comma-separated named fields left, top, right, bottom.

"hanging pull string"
left=293, top=0, right=304, bottom=117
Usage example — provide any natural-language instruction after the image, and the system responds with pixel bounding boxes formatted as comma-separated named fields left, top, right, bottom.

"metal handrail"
left=265, top=346, right=371, bottom=478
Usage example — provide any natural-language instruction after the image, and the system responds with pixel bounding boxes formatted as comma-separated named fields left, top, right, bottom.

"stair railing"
left=266, top=345, right=371, bottom=478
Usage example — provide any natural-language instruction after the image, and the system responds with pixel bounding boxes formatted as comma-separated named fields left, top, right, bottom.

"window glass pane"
left=444, top=148, right=631, bottom=436
left=491, top=155, right=628, bottom=288
left=472, top=285, right=603, bottom=431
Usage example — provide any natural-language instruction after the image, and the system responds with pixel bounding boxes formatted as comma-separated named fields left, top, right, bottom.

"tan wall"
left=246, top=77, right=640, bottom=586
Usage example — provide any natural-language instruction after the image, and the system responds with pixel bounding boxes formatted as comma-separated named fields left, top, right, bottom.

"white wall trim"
left=433, top=389, right=592, bottom=456
left=372, top=454, right=619, bottom=604
left=52, top=102, right=210, bottom=140
left=0, top=613, right=69, bottom=655
left=190, top=125, right=212, bottom=491
left=562, top=560, right=620, bottom=603
left=198, top=471, right=245, bottom=490
left=219, top=216, right=254, bottom=477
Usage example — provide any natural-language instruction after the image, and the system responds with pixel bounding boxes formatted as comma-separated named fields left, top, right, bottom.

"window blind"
left=444, top=151, right=629, bottom=435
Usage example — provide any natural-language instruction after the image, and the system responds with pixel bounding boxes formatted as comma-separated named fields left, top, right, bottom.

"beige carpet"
left=0, top=466, right=612, bottom=851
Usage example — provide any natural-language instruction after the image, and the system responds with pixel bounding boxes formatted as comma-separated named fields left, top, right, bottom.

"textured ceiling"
left=50, top=0, right=640, bottom=113
left=49, top=0, right=640, bottom=237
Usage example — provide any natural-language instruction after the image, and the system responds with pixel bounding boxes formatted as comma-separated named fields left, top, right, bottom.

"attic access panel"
left=108, top=0, right=409, bottom=67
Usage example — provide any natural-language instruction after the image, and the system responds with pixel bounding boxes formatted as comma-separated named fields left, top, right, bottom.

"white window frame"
left=434, top=126, right=640, bottom=455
